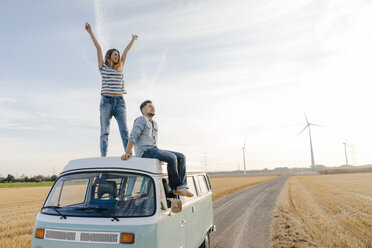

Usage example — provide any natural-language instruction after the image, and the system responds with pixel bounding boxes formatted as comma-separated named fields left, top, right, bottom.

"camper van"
left=31, top=157, right=215, bottom=248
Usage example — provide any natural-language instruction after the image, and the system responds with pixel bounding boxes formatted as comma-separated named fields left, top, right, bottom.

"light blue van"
left=31, top=157, right=215, bottom=248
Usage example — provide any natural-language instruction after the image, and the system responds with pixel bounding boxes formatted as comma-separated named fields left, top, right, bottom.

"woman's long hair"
left=105, top=49, right=123, bottom=71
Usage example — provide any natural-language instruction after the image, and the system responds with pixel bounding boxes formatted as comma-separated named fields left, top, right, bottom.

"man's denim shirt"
left=128, top=116, right=158, bottom=157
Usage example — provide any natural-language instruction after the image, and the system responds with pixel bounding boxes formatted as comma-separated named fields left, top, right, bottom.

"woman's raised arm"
left=121, top=34, right=138, bottom=66
left=85, top=22, right=104, bottom=68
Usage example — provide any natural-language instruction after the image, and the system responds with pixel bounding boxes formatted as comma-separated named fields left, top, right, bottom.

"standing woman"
left=85, top=22, right=138, bottom=156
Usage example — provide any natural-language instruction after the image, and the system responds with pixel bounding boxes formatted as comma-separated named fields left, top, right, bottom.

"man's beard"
left=148, top=112, right=155, bottom=117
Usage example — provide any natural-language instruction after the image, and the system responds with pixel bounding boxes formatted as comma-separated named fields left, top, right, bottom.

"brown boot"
left=174, top=188, right=194, bottom=197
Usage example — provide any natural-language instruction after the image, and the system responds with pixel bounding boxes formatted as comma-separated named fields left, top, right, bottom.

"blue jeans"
left=100, top=95, right=128, bottom=157
left=142, top=148, right=187, bottom=191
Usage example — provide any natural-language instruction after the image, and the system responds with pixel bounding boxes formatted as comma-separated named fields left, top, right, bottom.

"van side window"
left=158, top=179, right=168, bottom=211
left=198, top=175, right=209, bottom=195
left=183, top=176, right=197, bottom=203
left=205, top=174, right=212, bottom=190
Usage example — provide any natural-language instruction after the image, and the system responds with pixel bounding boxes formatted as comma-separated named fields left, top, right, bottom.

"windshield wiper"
left=74, top=207, right=119, bottom=222
left=42, top=206, right=67, bottom=219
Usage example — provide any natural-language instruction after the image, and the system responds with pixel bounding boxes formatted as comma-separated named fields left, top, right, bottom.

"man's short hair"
left=140, top=100, right=152, bottom=114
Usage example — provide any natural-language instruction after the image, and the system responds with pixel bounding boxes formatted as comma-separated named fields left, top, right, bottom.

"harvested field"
left=0, top=186, right=50, bottom=248
left=318, top=165, right=372, bottom=174
left=270, top=173, right=372, bottom=248
left=0, top=174, right=275, bottom=248
left=209, top=174, right=277, bottom=201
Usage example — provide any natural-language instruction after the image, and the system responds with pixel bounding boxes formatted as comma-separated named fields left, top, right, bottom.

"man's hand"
left=122, top=141, right=135, bottom=161
left=121, top=153, right=133, bottom=161
left=132, top=34, right=138, bottom=41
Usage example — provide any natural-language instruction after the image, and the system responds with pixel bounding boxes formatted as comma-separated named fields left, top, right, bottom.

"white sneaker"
left=174, top=188, right=194, bottom=197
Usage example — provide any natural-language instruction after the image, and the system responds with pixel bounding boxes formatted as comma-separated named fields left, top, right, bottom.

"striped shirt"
left=99, top=64, right=127, bottom=95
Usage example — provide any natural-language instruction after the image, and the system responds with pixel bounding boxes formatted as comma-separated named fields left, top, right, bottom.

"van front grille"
left=44, top=229, right=120, bottom=244
left=45, top=230, right=76, bottom=240
left=80, top=232, right=118, bottom=243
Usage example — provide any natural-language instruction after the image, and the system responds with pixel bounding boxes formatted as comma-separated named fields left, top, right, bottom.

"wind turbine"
left=343, top=138, right=349, bottom=168
left=242, top=139, right=247, bottom=174
left=299, top=113, right=321, bottom=170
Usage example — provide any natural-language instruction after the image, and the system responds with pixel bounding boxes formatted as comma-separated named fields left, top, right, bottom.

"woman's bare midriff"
left=103, top=93, right=123, bottom=96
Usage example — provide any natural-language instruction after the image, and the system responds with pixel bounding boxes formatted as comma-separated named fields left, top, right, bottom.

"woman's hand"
left=121, top=35, right=138, bottom=66
left=85, top=22, right=92, bottom=33
left=85, top=22, right=103, bottom=68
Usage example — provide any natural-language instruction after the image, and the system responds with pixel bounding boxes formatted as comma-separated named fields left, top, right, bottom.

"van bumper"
left=31, top=239, right=129, bottom=248
left=31, top=217, right=156, bottom=248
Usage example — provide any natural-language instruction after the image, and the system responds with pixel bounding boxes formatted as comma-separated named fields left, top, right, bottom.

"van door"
left=157, top=179, right=186, bottom=248
left=182, top=176, right=202, bottom=248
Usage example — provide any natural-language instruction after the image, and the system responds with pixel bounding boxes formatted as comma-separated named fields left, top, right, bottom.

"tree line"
left=0, top=174, right=58, bottom=183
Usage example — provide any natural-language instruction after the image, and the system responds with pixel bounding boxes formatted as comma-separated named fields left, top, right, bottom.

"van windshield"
left=42, top=172, right=155, bottom=218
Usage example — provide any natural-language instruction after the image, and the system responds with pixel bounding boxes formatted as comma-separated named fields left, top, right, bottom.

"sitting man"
left=121, top=100, right=194, bottom=197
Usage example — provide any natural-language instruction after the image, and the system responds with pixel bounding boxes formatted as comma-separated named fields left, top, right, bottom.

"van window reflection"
left=42, top=172, right=156, bottom=217
left=198, top=175, right=209, bottom=195
left=183, top=177, right=197, bottom=203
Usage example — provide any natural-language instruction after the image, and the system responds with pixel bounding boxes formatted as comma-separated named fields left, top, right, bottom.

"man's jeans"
left=100, top=95, right=128, bottom=157
left=142, top=148, right=187, bottom=191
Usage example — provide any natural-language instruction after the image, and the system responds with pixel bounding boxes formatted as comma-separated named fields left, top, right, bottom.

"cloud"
left=2, top=0, right=372, bottom=174
left=0, top=85, right=101, bottom=133
left=0, top=97, right=16, bottom=104
left=94, top=0, right=110, bottom=52
left=0, top=106, right=38, bottom=129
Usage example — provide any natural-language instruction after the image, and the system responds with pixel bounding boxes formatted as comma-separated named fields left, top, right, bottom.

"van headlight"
left=120, top=233, right=135, bottom=244
left=35, top=228, right=45, bottom=239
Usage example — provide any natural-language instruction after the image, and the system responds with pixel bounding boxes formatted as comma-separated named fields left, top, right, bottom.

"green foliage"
left=0, top=182, right=54, bottom=188
left=1, top=174, right=16, bottom=183
left=0, top=174, right=59, bottom=185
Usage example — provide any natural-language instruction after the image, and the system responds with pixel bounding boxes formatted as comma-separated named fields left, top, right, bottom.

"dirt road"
left=210, top=176, right=288, bottom=248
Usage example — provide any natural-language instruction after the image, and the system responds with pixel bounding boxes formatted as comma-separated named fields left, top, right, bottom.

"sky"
left=1, top=0, right=372, bottom=176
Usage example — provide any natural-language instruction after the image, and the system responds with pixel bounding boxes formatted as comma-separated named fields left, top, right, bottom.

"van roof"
left=61, top=157, right=205, bottom=175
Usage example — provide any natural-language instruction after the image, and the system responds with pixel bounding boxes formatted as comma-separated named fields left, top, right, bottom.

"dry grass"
left=318, top=165, right=372, bottom=174
left=270, top=173, right=372, bottom=248
left=0, top=174, right=275, bottom=248
left=209, top=174, right=277, bottom=202
left=0, top=186, right=50, bottom=248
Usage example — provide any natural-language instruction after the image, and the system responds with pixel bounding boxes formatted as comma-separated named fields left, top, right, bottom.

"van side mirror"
left=170, top=199, right=182, bottom=213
